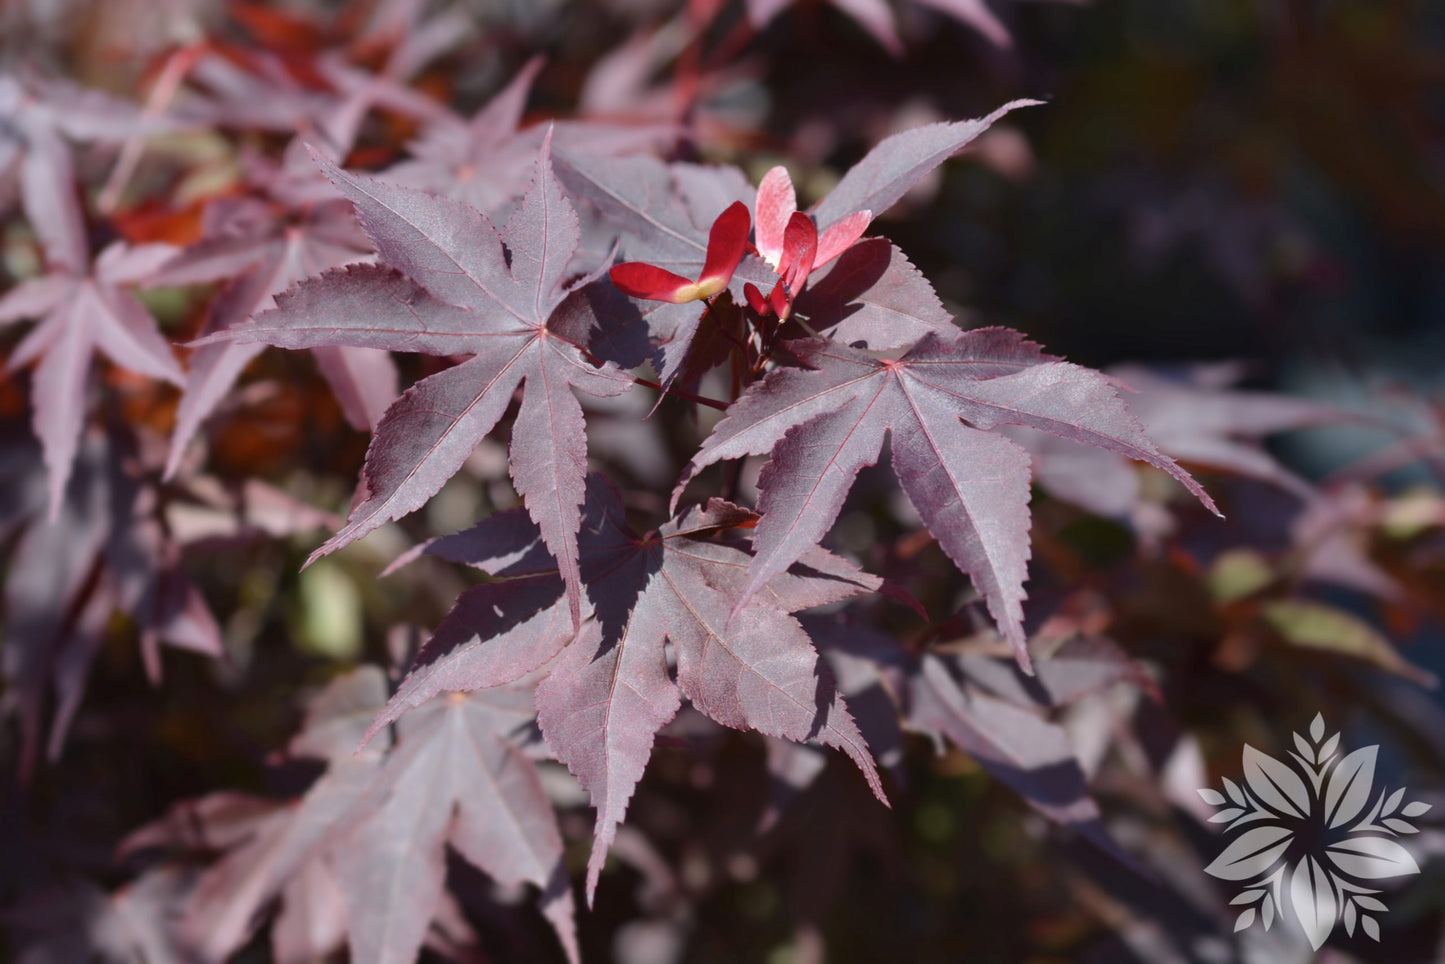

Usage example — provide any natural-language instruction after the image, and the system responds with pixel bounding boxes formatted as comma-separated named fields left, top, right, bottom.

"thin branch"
left=631, top=374, right=730, bottom=411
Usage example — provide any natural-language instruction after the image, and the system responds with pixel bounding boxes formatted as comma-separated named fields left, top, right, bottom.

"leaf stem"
left=631, top=375, right=729, bottom=411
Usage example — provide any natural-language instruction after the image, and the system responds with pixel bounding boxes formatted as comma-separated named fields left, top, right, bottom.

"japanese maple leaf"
left=676, top=328, right=1217, bottom=670
left=0, top=72, right=170, bottom=272
left=1111, top=362, right=1349, bottom=499
left=0, top=239, right=182, bottom=514
left=0, top=425, right=329, bottom=780
left=334, top=687, right=577, bottom=964
left=208, top=135, right=631, bottom=626
left=120, top=667, right=576, bottom=964
left=174, top=48, right=337, bottom=133
left=146, top=180, right=390, bottom=480
left=370, top=475, right=886, bottom=901
left=310, top=3, right=467, bottom=155
left=558, top=101, right=1033, bottom=382
left=1017, top=363, right=1348, bottom=523
left=385, top=56, right=675, bottom=219
left=810, top=617, right=1126, bottom=853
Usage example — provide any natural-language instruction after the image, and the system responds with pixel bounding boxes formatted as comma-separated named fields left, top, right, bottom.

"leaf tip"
left=300, top=545, right=330, bottom=572
left=1012, top=639, right=1036, bottom=676
left=301, top=140, right=331, bottom=168
left=356, top=716, right=388, bottom=752
left=583, top=856, right=603, bottom=909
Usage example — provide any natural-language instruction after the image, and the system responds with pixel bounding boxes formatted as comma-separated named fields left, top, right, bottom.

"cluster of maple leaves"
left=3, top=0, right=1442, bottom=962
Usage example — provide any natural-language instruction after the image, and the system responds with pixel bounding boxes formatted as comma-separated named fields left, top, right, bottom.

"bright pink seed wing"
left=754, top=166, right=796, bottom=266
left=778, top=212, right=818, bottom=290
left=699, top=201, right=751, bottom=288
left=744, top=282, right=769, bottom=316
left=815, top=210, right=872, bottom=268
left=609, top=262, right=699, bottom=303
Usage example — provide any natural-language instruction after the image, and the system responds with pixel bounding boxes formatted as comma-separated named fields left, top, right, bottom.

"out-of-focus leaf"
left=1262, top=600, right=1436, bottom=685
left=1207, top=549, right=1275, bottom=604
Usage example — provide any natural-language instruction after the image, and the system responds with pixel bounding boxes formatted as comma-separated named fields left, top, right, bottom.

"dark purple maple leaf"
left=373, top=475, right=886, bottom=901
left=557, top=101, right=1033, bottom=385
left=385, top=56, right=675, bottom=220
left=811, top=618, right=1126, bottom=853
left=1, top=425, right=330, bottom=780
left=1017, top=363, right=1349, bottom=528
left=208, top=135, right=632, bottom=626
left=675, top=328, right=1218, bottom=670
left=121, top=666, right=576, bottom=964
left=334, top=686, right=577, bottom=964
left=0, top=72, right=171, bottom=272
left=1111, top=362, right=1349, bottom=500
left=146, top=173, right=391, bottom=479
left=0, top=238, right=182, bottom=516
left=909, top=652, right=1122, bottom=846
left=310, top=3, right=468, bottom=155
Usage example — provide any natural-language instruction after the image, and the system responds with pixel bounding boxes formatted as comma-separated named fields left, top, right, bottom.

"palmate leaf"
left=809, top=618, right=1128, bottom=854
left=0, top=72, right=172, bottom=273
left=373, top=475, right=886, bottom=902
left=121, top=668, right=576, bottom=964
left=211, top=134, right=630, bottom=626
left=0, top=426, right=329, bottom=780
left=556, top=103, right=1032, bottom=383
left=146, top=192, right=387, bottom=479
left=809, top=100, right=1040, bottom=229
left=385, top=55, right=675, bottom=219
left=336, top=689, right=577, bottom=964
left=676, top=328, right=1218, bottom=670
left=0, top=241, right=182, bottom=515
